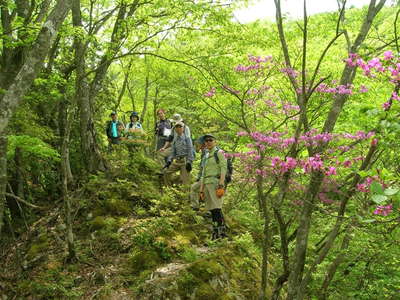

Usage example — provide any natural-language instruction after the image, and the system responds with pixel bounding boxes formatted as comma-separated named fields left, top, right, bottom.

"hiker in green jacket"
left=199, top=134, right=227, bottom=239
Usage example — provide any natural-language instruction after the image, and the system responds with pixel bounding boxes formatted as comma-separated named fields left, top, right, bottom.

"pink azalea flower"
left=382, top=101, right=391, bottom=110
left=383, top=50, right=394, bottom=61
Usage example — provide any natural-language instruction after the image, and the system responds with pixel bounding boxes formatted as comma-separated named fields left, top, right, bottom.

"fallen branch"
left=5, top=193, right=44, bottom=210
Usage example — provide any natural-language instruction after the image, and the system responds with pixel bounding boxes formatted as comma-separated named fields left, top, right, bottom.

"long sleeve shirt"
left=155, top=119, right=172, bottom=136
left=171, top=134, right=194, bottom=163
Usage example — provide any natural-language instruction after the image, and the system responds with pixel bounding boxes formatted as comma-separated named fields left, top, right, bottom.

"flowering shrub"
left=204, top=53, right=400, bottom=217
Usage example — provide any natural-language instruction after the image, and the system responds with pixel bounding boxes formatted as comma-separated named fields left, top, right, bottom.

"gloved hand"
left=163, top=161, right=172, bottom=169
left=185, top=162, right=192, bottom=172
left=216, top=187, right=225, bottom=198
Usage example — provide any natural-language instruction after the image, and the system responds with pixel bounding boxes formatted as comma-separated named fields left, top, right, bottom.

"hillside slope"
left=1, top=150, right=261, bottom=299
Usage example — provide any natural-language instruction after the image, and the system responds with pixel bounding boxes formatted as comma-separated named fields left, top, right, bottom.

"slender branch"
left=5, top=192, right=44, bottom=209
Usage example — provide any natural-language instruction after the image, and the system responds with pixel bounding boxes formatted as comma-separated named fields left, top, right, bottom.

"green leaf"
left=371, top=194, right=387, bottom=204
left=370, top=181, right=384, bottom=194
left=358, top=170, right=370, bottom=177
left=384, top=188, right=399, bottom=196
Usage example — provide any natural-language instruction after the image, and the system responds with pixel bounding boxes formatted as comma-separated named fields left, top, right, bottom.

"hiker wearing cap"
left=163, top=121, right=194, bottom=186
left=199, top=134, right=227, bottom=239
left=159, top=113, right=191, bottom=152
left=106, top=112, right=124, bottom=150
left=190, top=136, right=207, bottom=210
left=125, top=112, right=145, bottom=151
left=126, top=112, right=144, bottom=138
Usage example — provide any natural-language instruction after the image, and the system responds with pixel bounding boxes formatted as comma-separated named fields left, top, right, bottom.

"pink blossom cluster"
left=356, top=176, right=376, bottom=192
left=343, top=53, right=360, bottom=67
left=242, top=129, right=374, bottom=151
left=303, top=155, right=324, bottom=173
left=248, top=54, right=272, bottom=63
left=270, top=156, right=298, bottom=173
left=382, top=101, right=391, bottom=110
left=390, top=91, right=400, bottom=101
left=280, top=67, right=299, bottom=77
left=345, top=51, right=400, bottom=84
left=282, top=102, right=300, bottom=113
left=314, top=83, right=353, bottom=95
left=204, top=87, right=216, bottom=97
left=264, top=99, right=277, bottom=107
left=319, top=192, right=334, bottom=204
left=237, top=131, right=248, bottom=136
left=359, top=85, right=369, bottom=93
left=235, top=63, right=263, bottom=72
left=300, top=131, right=334, bottom=145
left=373, top=204, right=393, bottom=216
left=341, top=131, right=375, bottom=140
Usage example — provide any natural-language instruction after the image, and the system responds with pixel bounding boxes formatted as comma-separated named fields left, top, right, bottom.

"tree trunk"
left=256, top=153, right=271, bottom=300
left=0, top=0, right=72, bottom=135
left=141, top=74, right=150, bottom=123
left=72, top=0, right=105, bottom=173
left=58, top=91, right=73, bottom=183
left=61, top=101, right=76, bottom=261
left=286, top=171, right=324, bottom=300
left=0, top=134, right=7, bottom=237
left=14, top=146, right=24, bottom=198
left=319, top=230, right=352, bottom=300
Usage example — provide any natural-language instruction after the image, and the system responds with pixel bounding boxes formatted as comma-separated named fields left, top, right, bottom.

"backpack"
left=213, top=147, right=233, bottom=185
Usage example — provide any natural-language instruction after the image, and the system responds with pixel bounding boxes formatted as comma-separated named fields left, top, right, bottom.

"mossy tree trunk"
left=0, top=134, right=7, bottom=237
left=0, top=0, right=71, bottom=236
left=0, top=0, right=71, bottom=135
left=60, top=99, right=76, bottom=261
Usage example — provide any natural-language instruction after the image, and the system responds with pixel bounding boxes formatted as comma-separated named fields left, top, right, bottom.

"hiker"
left=163, top=121, right=194, bottom=186
left=159, top=113, right=191, bottom=152
left=155, top=109, right=172, bottom=164
left=190, top=136, right=207, bottom=211
left=106, top=111, right=124, bottom=151
left=126, top=112, right=143, bottom=134
left=125, top=112, right=145, bottom=151
left=198, top=134, right=227, bottom=239
left=155, top=109, right=172, bottom=150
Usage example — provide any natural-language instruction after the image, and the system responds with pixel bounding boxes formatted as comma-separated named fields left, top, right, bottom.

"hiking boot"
left=202, top=211, right=212, bottom=219
left=211, top=225, right=227, bottom=240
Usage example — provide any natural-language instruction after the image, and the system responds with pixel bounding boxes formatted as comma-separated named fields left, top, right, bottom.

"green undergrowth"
left=5, top=150, right=262, bottom=299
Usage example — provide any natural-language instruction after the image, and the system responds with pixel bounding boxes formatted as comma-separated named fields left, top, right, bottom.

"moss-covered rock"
left=187, top=259, right=224, bottom=281
left=26, top=233, right=49, bottom=260
left=127, top=249, right=164, bottom=275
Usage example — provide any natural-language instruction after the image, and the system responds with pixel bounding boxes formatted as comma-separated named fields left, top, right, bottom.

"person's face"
left=157, top=111, right=165, bottom=120
left=111, top=114, right=117, bottom=121
left=175, top=125, right=184, bottom=135
left=205, top=137, right=215, bottom=150
left=132, top=116, right=138, bottom=122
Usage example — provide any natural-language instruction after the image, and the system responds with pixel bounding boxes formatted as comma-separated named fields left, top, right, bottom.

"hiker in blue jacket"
left=106, top=111, right=124, bottom=151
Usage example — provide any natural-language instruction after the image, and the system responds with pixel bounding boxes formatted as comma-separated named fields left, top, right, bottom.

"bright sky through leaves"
left=234, top=0, right=373, bottom=23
